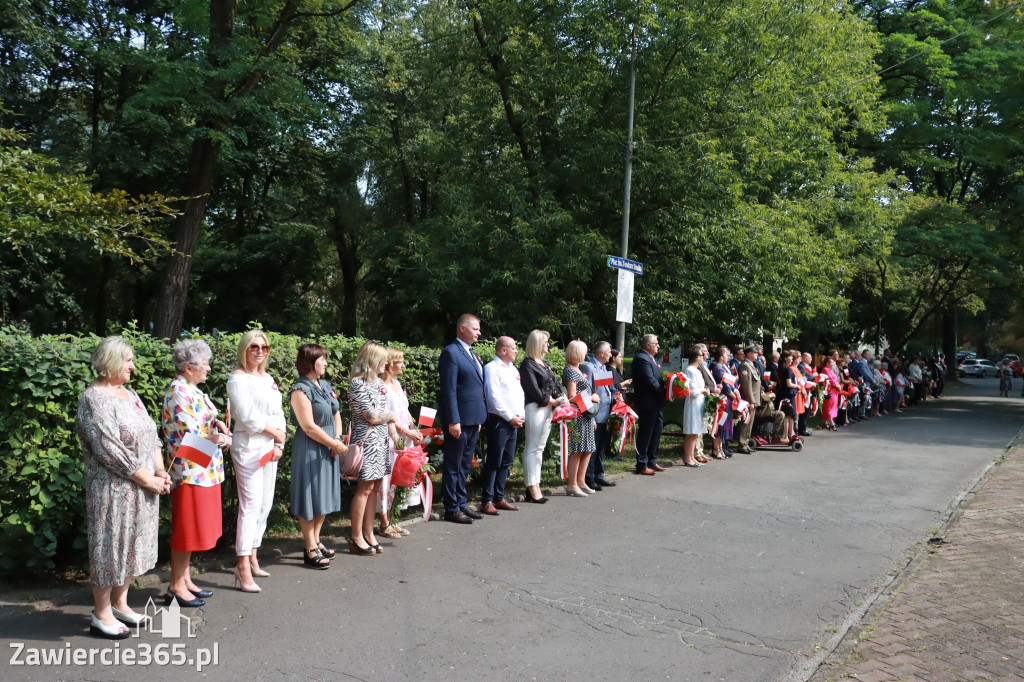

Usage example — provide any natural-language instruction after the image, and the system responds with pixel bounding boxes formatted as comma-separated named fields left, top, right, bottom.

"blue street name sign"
left=607, top=255, right=643, bottom=275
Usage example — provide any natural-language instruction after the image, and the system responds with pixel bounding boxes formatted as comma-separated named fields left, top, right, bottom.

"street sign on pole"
left=607, top=255, right=643, bottom=275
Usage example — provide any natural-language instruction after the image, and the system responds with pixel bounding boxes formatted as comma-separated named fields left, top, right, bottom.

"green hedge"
left=0, top=325, right=564, bottom=577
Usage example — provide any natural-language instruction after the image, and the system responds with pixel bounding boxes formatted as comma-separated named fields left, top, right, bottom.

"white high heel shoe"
left=233, top=567, right=262, bottom=593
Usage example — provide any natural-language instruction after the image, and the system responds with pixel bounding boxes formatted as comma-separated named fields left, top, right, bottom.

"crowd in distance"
left=74, top=318, right=949, bottom=639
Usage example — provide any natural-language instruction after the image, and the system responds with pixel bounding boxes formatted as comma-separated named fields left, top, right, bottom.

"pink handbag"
left=340, top=427, right=364, bottom=479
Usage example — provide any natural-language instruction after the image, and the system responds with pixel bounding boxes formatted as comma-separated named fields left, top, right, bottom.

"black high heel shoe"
left=165, top=590, right=205, bottom=608
left=189, top=588, right=214, bottom=599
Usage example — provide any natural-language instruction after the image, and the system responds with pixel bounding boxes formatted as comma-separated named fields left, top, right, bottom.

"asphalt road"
left=2, top=379, right=1021, bottom=681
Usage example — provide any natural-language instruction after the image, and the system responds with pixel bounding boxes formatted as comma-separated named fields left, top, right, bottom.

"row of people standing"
left=76, top=332, right=423, bottom=639
left=628, top=341, right=949, bottom=474
left=440, top=318, right=631, bottom=524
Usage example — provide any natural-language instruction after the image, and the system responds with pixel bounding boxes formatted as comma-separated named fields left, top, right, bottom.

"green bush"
left=0, top=325, right=564, bottom=577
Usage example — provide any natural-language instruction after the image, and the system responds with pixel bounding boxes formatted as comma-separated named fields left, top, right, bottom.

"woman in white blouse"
left=377, top=348, right=423, bottom=538
left=682, top=346, right=711, bottom=467
left=226, top=330, right=287, bottom=592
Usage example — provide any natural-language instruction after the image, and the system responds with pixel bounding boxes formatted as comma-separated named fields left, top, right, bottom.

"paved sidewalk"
left=808, top=436, right=1024, bottom=682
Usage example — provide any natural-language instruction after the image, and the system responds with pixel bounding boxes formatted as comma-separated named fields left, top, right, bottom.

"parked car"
left=956, top=350, right=977, bottom=363
left=996, top=359, right=1023, bottom=378
left=958, top=358, right=998, bottom=378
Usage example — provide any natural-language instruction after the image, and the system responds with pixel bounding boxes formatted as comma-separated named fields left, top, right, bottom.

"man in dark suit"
left=631, top=334, right=666, bottom=475
left=439, top=314, right=487, bottom=524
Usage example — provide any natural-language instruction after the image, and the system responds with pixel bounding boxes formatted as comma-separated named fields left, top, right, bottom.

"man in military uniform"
left=752, top=349, right=786, bottom=442
left=735, top=347, right=760, bottom=453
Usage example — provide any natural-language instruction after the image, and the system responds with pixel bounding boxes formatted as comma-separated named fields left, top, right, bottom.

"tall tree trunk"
left=153, top=0, right=327, bottom=338
left=153, top=137, right=221, bottom=338
left=327, top=212, right=361, bottom=336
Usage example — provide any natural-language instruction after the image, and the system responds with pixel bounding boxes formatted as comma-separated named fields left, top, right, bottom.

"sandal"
left=316, top=542, right=335, bottom=558
left=303, top=548, right=330, bottom=570
left=379, top=525, right=402, bottom=539
left=394, top=525, right=410, bottom=536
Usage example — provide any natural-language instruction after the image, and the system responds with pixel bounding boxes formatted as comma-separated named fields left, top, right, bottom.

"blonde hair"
left=525, top=329, right=550, bottom=360
left=565, top=340, right=587, bottom=365
left=381, top=347, right=406, bottom=384
left=92, top=336, right=133, bottom=379
left=236, top=329, right=269, bottom=373
left=351, top=342, right=389, bottom=382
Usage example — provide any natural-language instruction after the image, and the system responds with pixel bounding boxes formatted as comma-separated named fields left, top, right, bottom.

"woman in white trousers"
left=518, top=330, right=566, bottom=503
left=227, top=330, right=287, bottom=593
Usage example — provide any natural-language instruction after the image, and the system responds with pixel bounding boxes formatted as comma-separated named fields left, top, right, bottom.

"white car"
left=958, top=358, right=998, bottom=378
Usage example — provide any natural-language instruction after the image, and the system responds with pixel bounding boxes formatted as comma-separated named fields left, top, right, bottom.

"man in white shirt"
left=908, top=356, right=924, bottom=405
left=481, top=336, right=526, bottom=515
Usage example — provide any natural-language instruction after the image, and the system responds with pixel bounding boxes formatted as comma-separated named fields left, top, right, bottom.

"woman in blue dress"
left=289, top=343, right=347, bottom=569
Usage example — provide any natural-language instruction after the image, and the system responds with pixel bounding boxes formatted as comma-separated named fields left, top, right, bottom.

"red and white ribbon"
left=420, top=476, right=433, bottom=523
left=665, top=372, right=689, bottom=402
left=618, top=417, right=637, bottom=454
left=551, top=404, right=578, bottom=481
left=709, top=399, right=730, bottom=437
left=609, top=393, right=638, bottom=453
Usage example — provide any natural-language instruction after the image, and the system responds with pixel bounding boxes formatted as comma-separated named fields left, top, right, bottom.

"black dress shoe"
left=191, top=588, right=214, bottom=599
left=588, top=483, right=603, bottom=491
left=443, top=511, right=473, bottom=524
left=523, top=494, right=548, bottom=504
left=165, top=591, right=205, bottom=608
left=461, top=507, right=484, bottom=520
left=595, top=477, right=616, bottom=487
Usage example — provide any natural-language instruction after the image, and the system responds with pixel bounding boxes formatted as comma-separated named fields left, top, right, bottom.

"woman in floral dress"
left=161, top=339, right=230, bottom=607
left=76, top=336, right=170, bottom=639
left=347, top=342, right=398, bottom=555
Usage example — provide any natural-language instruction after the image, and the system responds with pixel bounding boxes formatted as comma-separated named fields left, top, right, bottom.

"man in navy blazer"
left=438, top=314, right=488, bottom=524
left=582, top=341, right=617, bottom=490
left=631, top=334, right=667, bottom=475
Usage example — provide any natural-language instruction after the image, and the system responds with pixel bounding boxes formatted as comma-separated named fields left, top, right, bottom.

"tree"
left=849, top=0, right=1024, bottom=354
left=153, top=0, right=362, bottom=339
left=0, top=124, right=177, bottom=325
left=354, top=0, right=889, bottom=346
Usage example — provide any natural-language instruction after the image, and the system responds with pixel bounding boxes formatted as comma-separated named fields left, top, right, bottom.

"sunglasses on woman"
left=248, top=344, right=270, bottom=353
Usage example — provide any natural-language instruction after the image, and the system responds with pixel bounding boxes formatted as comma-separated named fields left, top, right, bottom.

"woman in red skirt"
left=160, top=339, right=231, bottom=607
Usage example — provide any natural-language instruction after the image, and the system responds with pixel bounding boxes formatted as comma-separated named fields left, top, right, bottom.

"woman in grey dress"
left=76, top=336, right=170, bottom=639
left=347, top=342, right=397, bottom=555
left=289, top=343, right=347, bottom=569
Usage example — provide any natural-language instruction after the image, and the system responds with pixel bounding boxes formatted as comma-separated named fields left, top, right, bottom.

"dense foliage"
left=9, top=0, right=1014, bottom=351
left=1, top=124, right=179, bottom=328
left=842, top=0, right=1023, bottom=355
